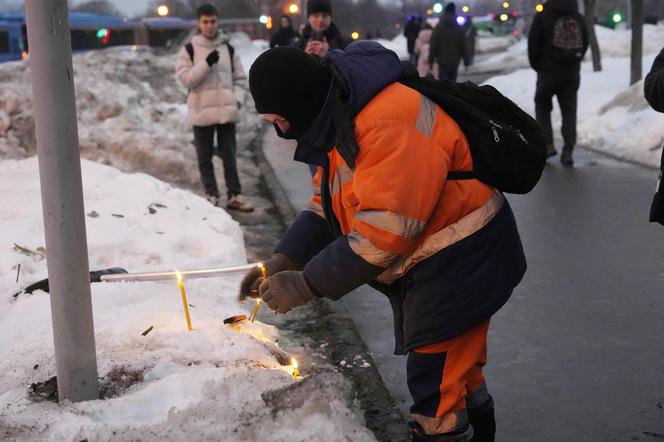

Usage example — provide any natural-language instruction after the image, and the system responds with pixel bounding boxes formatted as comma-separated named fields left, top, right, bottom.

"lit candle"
left=291, top=357, right=300, bottom=378
left=176, top=270, right=192, bottom=331
left=249, top=263, right=267, bottom=323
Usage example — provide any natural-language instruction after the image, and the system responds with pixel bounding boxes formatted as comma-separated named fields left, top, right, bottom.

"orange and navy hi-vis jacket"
left=275, top=42, right=526, bottom=354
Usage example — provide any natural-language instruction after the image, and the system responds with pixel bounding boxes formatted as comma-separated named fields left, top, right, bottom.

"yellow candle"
left=291, top=357, right=300, bottom=378
left=176, top=271, right=192, bottom=331
left=249, top=263, right=268, bottom=323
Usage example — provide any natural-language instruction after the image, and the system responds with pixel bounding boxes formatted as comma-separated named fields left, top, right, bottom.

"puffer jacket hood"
left=545, top=0, right=579, bottom=14
left=324, top=40, right=402, bottom=115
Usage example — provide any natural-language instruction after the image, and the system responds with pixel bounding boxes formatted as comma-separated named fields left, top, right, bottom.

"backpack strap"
left=185, top=42, right=194, bottom=62
left=227, top=43, right=235, bottom=74
left=447, top=171, right=475, bottom=180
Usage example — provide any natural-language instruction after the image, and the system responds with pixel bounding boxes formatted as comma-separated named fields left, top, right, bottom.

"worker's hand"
left=258, top=271, right=317, bottom=314
left=238, top=253, right=302, bottom=301
left=206, top=49, right=220, bottom=67
left=305, top=38, right=329, bottom=58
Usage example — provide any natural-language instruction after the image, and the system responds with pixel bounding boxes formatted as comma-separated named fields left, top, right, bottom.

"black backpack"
left=185, top=41, right=235, bottom=73
left=550, top=15, right=585, bottom=65
left=399, top=62, right=546, bottom=194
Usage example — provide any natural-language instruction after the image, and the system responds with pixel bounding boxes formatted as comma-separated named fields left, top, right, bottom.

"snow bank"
left=375, top=34, right=409, bottom=60
left=485, top=53, right=664, bottom=167
left=473, top=24, right=664, bottom=74
left=0, top=158, right=375, bottom=441
left=0, top=33, right=263, bottom=191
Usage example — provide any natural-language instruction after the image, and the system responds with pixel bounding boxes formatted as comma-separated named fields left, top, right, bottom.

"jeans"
left=534, top=71, right=580, bottom=151
left=193, top=124, right=242, bottom=197
left=438, top=63, right=459, bottom=82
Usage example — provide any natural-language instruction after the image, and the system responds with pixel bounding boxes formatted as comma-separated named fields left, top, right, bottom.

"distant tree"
left=631, top=0, right=644, bottom=85
left=72, top=0, right=122, bottom=16
left=583, top=0, right=602, bottom=71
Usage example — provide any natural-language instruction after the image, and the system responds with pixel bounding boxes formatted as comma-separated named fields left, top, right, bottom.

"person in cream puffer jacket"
left=175, top=3, right=253, bottom=212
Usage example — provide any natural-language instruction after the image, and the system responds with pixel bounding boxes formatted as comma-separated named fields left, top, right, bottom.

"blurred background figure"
left=404, top=14, right=422, bottom=64
left=414, top=21, right=438, bottom=78
left=295, top=0, right=351, bottom=60
left=528, top=0, right=588, bottom=166
left=429, top=3, right=468, bottom=81
left=270, top=15, right=296, bottom=48
left=464, top=16, right=477, bottom=66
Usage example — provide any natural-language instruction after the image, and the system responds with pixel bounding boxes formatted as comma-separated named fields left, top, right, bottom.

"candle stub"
left=223, top=314, right=247, bottom=324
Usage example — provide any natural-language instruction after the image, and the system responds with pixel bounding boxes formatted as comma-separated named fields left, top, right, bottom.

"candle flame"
left=175, top=269, right=183, bottom=282
left=291, top=357, right=298, bottom=369
left=291, top=357, right=300, bottom=378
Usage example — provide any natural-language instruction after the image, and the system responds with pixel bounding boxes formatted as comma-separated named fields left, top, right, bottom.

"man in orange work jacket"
left=243, top=43, right=527, bottom=442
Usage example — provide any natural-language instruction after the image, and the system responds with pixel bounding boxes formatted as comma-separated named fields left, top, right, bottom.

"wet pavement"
left=261, top=123, right=664, bottom=441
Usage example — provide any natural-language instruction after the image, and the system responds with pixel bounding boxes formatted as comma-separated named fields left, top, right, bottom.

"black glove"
left=206, top=50, right=219, bottom=66
left=259, top=271, right=317, bottom=314
left=238, top=254, right=301, bottom=301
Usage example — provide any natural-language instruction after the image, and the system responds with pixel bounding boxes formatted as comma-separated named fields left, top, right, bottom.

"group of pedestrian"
left=410, top=3, right=477, bottom=82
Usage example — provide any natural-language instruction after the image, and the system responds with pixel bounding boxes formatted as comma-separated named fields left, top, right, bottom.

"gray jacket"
left=176, top=32, right=247, bottom=126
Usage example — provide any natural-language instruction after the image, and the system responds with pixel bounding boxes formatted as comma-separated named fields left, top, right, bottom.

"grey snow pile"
left=0, top=33, right=264, bottom=191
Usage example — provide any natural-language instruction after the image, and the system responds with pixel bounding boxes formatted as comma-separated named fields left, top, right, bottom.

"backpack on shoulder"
left=550, top=16, right=585, bottom=65
left=185, top=41, right=235, bottom=73
left=399, top=62, right=546, bottom=194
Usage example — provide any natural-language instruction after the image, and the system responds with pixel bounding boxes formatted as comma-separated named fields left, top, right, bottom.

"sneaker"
left=227, top=195, right=254, bottom=212
left=546, top=144, right=557, bottom=159
left=206, top=194, right=221, bottom=207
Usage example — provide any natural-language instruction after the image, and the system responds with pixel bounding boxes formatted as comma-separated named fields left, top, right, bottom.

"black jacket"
left=645, top=47, right=664, bottom=113
left=528, top=0, right=588, bottom=74
left=429, top=12, right=468, bottom=67
left=270, top=26, right=296, bottom=48
left=295, top=22, right=351, bottom=54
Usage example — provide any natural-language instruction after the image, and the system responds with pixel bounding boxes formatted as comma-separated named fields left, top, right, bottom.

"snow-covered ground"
left=482, top=25, right=664, bottom=167
left=0, top=33, right=264, bottom=191
left=0, top=158, right=375, bottom=441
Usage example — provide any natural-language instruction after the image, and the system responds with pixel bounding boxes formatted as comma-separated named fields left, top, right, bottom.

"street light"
left=499, top=13, right=509, bottom=21
left=259, top=15, right=268, bottom=24
left=535, top=3, right=544, bottom=13
left=502, top=1, right=510, bottom=8
left=612, top=12, right=623, bottom=24
left=156, top=4, right=169, bottom=16
left=351, top=31, right=360, bottom=40
left=288, top=2, right=299, bottom=14
left=462, top=5, right=470, bottom=13
left=433, top=2, right=443, bottom=14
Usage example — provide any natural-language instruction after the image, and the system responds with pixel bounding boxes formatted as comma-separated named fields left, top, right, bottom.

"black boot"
left=545, top=144, right=557, bottom=158
left=408, top=421, right=474, bottom=442
left=561, top=146, right=574, bottom=166
left=468, top=396, right=495, bottom=442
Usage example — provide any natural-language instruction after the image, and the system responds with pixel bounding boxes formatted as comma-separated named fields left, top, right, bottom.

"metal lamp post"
left=24, top=0, right=99, bottom=402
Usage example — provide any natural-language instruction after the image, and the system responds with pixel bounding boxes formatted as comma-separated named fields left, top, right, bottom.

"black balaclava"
left=249, top=46, right=332, bottom=139
left=307, top=0, right=332, bottom=16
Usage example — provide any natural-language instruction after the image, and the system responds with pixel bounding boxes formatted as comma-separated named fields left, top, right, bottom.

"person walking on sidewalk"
left=295, top=0, right=351, bottom=60
left=528, top=0, right=588, bottom=166
left=414, top=22, right=438, bottom=78
left=243, top=44, right=527, bottom=441
left=175, top=4, right=253, bottom=212
left=429, top=3, right=468, bottom=82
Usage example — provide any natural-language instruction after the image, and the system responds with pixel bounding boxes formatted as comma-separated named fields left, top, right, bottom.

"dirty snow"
left=0, top=158, right=375, bottom=441
left=472, top=24, right=664, bottom=74
left=482, top=25, right=664, bottom=167
left=0, top=33, right=263, bottom=193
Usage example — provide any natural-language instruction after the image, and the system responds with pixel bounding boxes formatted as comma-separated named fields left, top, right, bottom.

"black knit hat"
left=249, top=47, right=332, bottom=139
left=444, top=2, right=456, bottom=13
left=307, top=0, right=332, bottom=16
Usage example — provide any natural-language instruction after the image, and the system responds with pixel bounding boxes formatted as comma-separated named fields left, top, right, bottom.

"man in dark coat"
left=295, top=0, right=351, bottom=59
left=404, top=15, right=422, bottom=64
left=528, top=0, right=588, bottom=166
left=428, top=3, right=469, bottom=82
left=645, top=47, right=664, bottom=112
